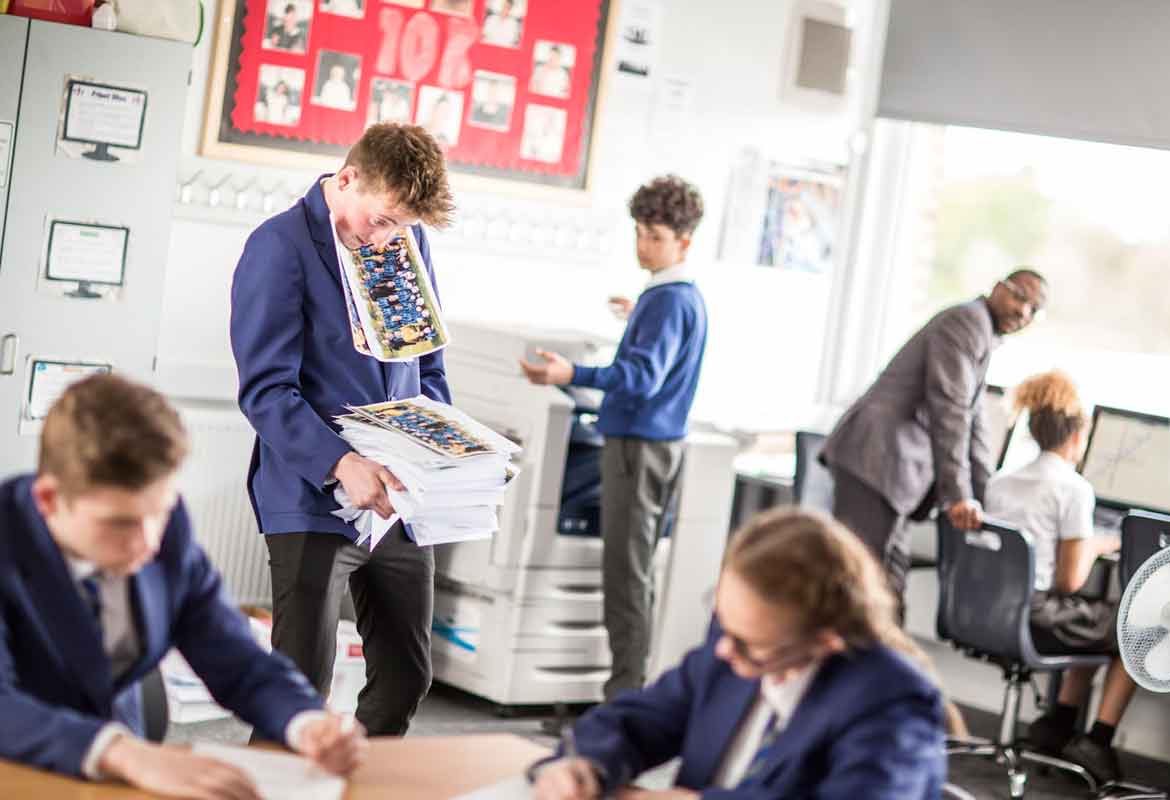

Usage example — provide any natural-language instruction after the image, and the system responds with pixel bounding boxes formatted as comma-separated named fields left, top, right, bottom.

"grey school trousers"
left=601, top=436, right=686, bottom=700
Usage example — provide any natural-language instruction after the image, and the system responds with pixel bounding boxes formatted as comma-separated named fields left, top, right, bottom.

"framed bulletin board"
left=202, top=0, right=615, bottom=190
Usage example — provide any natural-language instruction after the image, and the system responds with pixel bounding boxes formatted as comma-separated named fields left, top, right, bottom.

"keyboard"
left=1093, top=506, right=1125, bottom=535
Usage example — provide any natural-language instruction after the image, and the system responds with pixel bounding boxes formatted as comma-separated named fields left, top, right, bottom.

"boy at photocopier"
left=519, top=175, right=708, bottom=701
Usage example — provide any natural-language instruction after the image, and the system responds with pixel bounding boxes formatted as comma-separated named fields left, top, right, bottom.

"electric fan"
left=1119, top=546, right=1170, bottom=692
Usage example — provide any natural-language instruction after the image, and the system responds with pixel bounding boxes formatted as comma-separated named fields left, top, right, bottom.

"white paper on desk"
left=192, top=743, right=346, bottom=800
left=451, top=775, right=531, bottom=800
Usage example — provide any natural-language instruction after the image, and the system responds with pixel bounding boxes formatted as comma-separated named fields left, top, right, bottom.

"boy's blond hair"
left=38, top=374, right=189, bottom=497
left=344, top=124, right=455, bottom=228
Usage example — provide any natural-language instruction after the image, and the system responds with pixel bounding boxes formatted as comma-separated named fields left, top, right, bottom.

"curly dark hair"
left=345, top=123, right=456, bottom=228
left=628, top=175, right=704, bottom=237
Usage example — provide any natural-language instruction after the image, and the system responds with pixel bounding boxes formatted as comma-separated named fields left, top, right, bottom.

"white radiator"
left=175, top=404, right=271, bottom=606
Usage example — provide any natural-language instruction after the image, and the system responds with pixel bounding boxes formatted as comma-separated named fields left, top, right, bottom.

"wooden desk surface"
left=0, top=734, right=548, bottom=799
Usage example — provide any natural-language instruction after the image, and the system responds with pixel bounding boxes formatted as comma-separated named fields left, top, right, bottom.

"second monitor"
left=1079, top=405, right=1170, bottom=517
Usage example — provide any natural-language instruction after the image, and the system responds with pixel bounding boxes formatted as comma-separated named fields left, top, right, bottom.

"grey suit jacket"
left=822, top=298, right=999, bottom=515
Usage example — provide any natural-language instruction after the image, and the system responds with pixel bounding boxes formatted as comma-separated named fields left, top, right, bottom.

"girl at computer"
left=531, top=507, right=946, bottom=800
left=984, top=369, right=1133, bottom=785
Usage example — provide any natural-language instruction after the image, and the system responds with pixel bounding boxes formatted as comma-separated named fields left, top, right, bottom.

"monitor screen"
left=982, top=384, right=1016, bottom=468
left=1000, top=409, right=1041, bottom=473
left=1080, top=406, right=1170, bottom=515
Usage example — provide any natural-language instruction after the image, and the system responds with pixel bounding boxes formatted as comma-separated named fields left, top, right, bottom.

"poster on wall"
left=202, top=0, right=613, bottom=190
left=755, top=168, right=843, bottom=273
left=56, top=77, right=148, bottom=164
left=40, top=219, right=129, bottom=300
left=717, top=149, right=845, bottom=273
left=25, top=360, right=112, bottom=421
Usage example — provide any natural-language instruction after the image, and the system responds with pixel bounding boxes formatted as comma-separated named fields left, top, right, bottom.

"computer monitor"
left=1000, top=409, right=1041, bottom=473
left=982, top=384, right=1017, bottom=469
left=1079, top=406, right=1170, bottom=516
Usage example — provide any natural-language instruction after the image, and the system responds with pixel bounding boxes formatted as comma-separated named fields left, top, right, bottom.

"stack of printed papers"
left=332, top=396, right=521, bottom=548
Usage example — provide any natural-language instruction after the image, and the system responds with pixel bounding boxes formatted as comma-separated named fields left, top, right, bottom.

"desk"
left=0, top=734, right=548, bottom=799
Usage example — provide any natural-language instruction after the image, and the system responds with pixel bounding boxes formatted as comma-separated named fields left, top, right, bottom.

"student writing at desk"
left=0, top=375, right=365, bottom=799
left=984, top=370, right=1133, bottom=785
left=531, top=508, right=945, bottom=800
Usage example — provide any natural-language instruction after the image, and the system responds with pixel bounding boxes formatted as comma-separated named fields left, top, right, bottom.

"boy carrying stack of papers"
left=332, top=396, right=521, bottom=548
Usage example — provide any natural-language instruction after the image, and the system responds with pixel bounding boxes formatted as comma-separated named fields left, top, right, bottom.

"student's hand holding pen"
left=290, top=712, right=368, bottom=776
left=531, top=757, right=602, bottom=800
left=533, top=715, right=601, bottom=800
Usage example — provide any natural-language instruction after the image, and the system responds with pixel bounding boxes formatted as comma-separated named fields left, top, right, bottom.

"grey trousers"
left=264, top=523, right=434, bottom=736
left=829, top=467, right=910, bottom=623
left=601, top=436, right=685, bottom=700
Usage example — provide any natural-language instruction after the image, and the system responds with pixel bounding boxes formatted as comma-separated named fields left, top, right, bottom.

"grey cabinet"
left=0, top=18, right=190, bottom=476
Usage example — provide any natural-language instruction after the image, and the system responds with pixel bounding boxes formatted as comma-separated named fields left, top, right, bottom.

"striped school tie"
left=80, top=575, right=103, bottom=642
left=744, top=712, right=781, bottom=781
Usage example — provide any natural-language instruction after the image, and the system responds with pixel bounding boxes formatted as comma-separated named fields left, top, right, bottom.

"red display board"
left=203, top=0, right=612, bottom=189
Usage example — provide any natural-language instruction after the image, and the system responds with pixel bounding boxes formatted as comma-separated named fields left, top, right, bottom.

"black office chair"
left=141, top=667, right=170, bottom=743
left=1120, top=510, right=1170, bottom=591
left=1094, top=512, right=1170, bottom=800
left=792, top=431, right=834, bottom=512
left=937, top=516, right=1112, bottom=798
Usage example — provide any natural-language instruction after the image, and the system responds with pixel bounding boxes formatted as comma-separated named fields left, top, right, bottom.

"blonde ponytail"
left=1011, top=370, right=1087, bottom=451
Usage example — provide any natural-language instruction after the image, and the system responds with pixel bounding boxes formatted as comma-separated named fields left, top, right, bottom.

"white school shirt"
left=64, top=555, right=327, bottom=779
left=713, top=663, right=820, bottom=788
left=984, top=451, right=1095, bottom=591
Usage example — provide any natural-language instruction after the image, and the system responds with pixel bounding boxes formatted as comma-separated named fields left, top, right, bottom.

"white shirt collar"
left=645, top=261, right=692, bottom=288
left=1034, top=451, right=1077, bottom=474
left=760, top=661, right=820, bottom=724
left=64, top=553, right=99, bottom=582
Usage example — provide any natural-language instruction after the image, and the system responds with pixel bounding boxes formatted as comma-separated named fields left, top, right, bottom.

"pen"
left=563, top=723, right=578, bottom=762
left=558, top=702, right=590, bottom=795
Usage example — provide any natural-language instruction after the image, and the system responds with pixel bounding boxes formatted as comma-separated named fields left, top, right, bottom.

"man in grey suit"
left=822, top=269, right=1048, bottom=615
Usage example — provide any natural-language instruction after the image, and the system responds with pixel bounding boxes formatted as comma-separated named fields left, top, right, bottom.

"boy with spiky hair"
left=231, top=123, right=454, bottom=736
left=521, top=175, right=708, bottom=699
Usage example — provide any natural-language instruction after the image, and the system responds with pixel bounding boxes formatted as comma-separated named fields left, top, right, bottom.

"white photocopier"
left=430, top=321, right=737, bottom=706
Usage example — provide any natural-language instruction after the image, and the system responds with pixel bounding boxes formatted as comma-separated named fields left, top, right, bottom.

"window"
left=885, top=124, right=1170, bottom=416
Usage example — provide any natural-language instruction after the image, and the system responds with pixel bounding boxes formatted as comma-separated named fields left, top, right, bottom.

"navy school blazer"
left=566, top=627, right=946, bottom=799
left=229, top=176, right=451, bottom=538
left=0, top=476, right=323, bottom=777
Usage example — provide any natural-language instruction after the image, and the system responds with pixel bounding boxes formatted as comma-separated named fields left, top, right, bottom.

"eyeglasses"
left=720, top=629, right=814, bottom=672
left=1000, top=278, right=1047, bottom=318
left=703, top=587, right=816, bottom=672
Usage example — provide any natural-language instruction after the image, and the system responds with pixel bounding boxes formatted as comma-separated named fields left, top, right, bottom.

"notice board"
left=202, top=0, right=614, bottom=190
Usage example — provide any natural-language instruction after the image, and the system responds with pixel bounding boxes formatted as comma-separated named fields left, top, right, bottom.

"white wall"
left=157, top=0, right=878, bottom=433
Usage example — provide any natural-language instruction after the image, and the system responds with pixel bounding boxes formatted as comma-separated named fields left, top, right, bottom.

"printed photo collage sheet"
left=335, top=226, right=451, bottom=362
left=340, top=396, right=519, bottom=462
